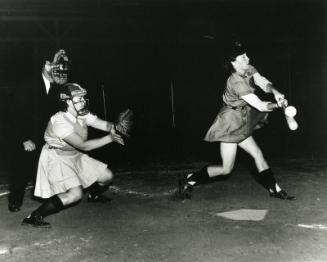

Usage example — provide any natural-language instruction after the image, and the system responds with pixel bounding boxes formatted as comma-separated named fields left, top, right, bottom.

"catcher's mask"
left=60, top=83, right=89, bottom=116
left=49, top=49, right=70, bottom=85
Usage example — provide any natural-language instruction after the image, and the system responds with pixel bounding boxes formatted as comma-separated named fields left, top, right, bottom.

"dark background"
left=0, top=0, right=326, bottom=170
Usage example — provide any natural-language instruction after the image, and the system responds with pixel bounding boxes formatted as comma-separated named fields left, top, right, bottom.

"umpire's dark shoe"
left=178, top=177, right=193, bottom=200
left=8, top=203, right=21, bottom=212
left=270, top=190, right=295, bottom=200
left=22, top=215, right=51, bottom=228
left=87, top=193, right=112, bottom=203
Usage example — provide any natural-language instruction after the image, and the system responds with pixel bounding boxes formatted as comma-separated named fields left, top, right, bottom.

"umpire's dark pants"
left=8, top=143, right=39, bottom=207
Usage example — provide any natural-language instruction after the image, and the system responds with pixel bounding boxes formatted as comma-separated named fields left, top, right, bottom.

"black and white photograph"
left=0, top=0, right=326, bottom=261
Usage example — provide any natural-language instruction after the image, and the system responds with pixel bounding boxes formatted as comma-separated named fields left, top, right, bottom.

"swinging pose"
left=179, top=42, right=294, bottom=201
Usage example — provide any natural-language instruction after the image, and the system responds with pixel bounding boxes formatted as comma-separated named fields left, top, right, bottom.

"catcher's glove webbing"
left=115, top=109, right=133, bottom=137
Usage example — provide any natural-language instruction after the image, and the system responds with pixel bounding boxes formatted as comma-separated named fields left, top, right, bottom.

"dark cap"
left=227, top=41, right=247, bottom=61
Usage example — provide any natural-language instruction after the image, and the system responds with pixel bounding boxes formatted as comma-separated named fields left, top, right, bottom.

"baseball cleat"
left=21, top=215, right=51, bottom=228
left=87, top=193, right=112, bottom=203
left=178, top=177, right=193, bottom=200
left=8, top=203, right=21, bottom=212
left=270, top=190, right=295, bottom=200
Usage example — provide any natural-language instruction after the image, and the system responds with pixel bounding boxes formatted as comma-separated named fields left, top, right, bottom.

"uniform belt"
left=226, top=105, right=247, bottom=110
left=47, top=145, right=61, bottom=149
left=47, top=145, right=75, bottom=152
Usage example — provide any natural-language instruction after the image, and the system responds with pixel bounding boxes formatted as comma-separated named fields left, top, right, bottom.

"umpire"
left=8, top=49, right=70, bottom=212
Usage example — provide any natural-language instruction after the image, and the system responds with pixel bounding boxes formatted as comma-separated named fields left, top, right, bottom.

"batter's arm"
left=253, top=73, right=287, bottom=106
left=252, top=72, right=272, bottom=93
left=241, top=93, right=278, bottom=112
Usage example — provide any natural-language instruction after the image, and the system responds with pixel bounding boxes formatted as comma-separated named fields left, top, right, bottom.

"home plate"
left=212, top=209, right=268, bottom=221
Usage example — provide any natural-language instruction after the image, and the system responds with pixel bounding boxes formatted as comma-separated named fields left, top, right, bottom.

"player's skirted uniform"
left=34, top=111, right=107, bottom=198
left=178, top=59, right=294, bottom=200
left=22, top=83, right=127, bottom=228
left=204, top=65, right=268, bottom=143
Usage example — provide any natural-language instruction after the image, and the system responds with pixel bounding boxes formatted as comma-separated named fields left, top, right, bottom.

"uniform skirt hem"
left=34, top=146, right=108, bottom=199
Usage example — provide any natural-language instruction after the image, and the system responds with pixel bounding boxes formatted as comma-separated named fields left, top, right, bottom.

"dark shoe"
left=270, top=190, right=295, bottom=200
left=87, top=193, right=112, bottom=203
left=21, top=215, right=51, bottom=228
left=8, top=203, right=21, bottom=212
left=178, top=177, right=193, bottom=200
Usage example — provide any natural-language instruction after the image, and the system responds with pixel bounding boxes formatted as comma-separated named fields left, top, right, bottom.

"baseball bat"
left=282, top=104, right=298, bottom=131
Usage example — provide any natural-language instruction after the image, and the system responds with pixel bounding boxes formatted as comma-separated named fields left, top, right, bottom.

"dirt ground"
left=0, top=157, right=326, bottom=262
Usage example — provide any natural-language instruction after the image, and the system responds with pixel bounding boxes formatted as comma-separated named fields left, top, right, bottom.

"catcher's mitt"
left=115, top=109, right=133, bottom=137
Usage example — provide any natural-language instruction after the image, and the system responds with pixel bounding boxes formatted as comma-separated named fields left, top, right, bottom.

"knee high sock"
left=187, top=166, right=210, bottom=185
left=31, top=195, right=64, bottom=218
left=255, top=169, right=278, bottom=192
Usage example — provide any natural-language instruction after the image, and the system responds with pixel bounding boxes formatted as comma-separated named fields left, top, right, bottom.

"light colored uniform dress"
left=204, top=65, right=271, bottom=143
left=34, top=111, right=107, bottom=198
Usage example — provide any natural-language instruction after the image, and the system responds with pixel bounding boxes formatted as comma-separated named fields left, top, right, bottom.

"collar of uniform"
left=234, top=68, right=251, bottom=79
left=64, top=111, right=87, bottom=125
left=64, top=111, right=78, bottom=123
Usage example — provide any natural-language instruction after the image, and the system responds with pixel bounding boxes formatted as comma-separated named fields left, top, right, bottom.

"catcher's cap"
left=60, top=83, right=87, bottom=101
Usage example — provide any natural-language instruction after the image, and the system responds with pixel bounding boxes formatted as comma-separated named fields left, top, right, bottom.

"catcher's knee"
left=97, top=168, right=114, bottom=185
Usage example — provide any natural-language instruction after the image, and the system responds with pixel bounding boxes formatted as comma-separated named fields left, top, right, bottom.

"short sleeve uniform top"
left=204, top=65, right=268, bottom=143
left=44, top=111, right=97, bottom=150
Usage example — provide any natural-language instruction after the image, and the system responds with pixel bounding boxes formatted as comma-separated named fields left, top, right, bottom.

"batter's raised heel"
left=270, top=190, right=295, bottom=200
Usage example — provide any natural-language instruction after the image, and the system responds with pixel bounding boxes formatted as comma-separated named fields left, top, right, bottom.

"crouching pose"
left=179, top=42, right=294, bottom=201
left=22, top=83, right=125, bottom=227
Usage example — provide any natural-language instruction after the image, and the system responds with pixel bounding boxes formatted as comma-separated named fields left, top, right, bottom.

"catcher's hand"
left=115, top=109, right=133, bottom=137
left=109, top=130, right=125, bottom=146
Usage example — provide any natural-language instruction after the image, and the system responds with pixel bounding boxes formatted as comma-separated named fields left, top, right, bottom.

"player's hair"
left=58, top=99, right=68, bottom=112
left=223, top=41, right=247, bottom=73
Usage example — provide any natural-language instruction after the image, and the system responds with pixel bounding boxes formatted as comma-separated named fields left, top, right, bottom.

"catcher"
left=22, top=83, right=133, bottom=228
